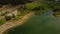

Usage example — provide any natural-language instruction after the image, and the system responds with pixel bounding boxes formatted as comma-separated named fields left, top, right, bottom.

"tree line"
left=0, top=0, right=33, bottom=6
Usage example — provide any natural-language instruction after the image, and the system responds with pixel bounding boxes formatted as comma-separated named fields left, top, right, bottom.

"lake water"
left=6, top=10, right=60, bottom=34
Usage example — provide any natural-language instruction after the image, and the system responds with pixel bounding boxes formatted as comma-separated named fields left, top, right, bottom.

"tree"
left=5, top=15, right=12, bottom=21
left=12, top=14, right=15, bottom=18
left=0, top=0, right=26, bottom=5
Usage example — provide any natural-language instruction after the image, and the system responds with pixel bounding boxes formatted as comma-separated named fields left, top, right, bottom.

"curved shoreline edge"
left=0, top=12, right=34, bottom=34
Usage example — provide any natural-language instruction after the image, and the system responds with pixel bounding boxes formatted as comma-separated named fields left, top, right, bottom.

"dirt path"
left=0, top=12, right=34, bottom=34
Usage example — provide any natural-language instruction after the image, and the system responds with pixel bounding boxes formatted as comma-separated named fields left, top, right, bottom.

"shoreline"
left=53, top=15, right=60, bottom=18
left=53, top=12, right=60, bottom=18
left=0, top=12, right=34, bottom=34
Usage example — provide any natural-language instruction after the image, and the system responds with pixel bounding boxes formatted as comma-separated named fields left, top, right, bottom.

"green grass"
left=25, top=3, right=40, bottom=10
left=17, top=1, right=60, bottom=15
left=25, top=2, right=50, bottom=9
left=0, top=19, right=6, bottom=25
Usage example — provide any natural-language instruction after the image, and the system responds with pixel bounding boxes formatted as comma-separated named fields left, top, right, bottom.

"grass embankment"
left=0, top=1, right=60, bottom=25
left=35, top=1, right=60, bottom=15
left=24, top=2, right=51, bottom=15
left=0, top=5, right=30, bottom=25
left=0, top=1, right=54, bottom=25
left=27, top=1, right=60, bottom=15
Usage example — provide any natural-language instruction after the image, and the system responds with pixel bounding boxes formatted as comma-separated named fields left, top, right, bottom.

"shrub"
left=12, top=14, right=15, bottom=18
left=1, top=11, right=9, bottom=16
left=32, top=6, right=41, bottom=11
left=5, top=15, right=12, bottom=21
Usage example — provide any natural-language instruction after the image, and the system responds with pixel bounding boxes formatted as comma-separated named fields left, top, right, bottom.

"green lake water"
left=6, top=10, right=60, bottom=34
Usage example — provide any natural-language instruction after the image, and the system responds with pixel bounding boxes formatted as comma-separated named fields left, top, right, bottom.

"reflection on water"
left=7, top=10, right=60, bottom=34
